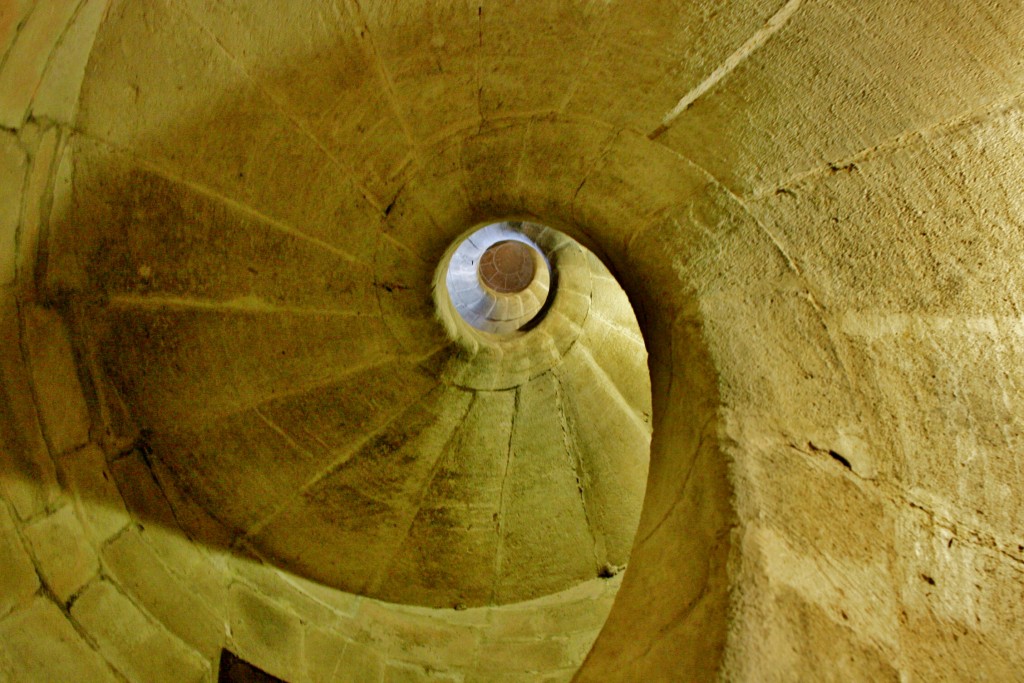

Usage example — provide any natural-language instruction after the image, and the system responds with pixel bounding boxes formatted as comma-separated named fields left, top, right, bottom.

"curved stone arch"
left=3, top=1, right=1024, bottom=682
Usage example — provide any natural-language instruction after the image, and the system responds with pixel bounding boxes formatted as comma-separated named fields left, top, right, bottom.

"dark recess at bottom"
left=218, top=650, right=286, bottom=683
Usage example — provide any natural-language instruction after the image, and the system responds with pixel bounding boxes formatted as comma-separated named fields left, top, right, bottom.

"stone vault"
left=2, top=1, right=1024, bottom=681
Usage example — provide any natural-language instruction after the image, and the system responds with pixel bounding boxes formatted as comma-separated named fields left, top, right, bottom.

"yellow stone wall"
left=2, top=1, right=1024, bottom=681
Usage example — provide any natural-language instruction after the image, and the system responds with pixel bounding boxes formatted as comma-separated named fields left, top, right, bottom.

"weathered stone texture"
left=58, top=443, right=128, bottom=545
left=0, top=597, right=117, bottom=683
left=71, top=579, right=210, bottom=683
left=0, top=502, right=38, bottom=618
left=3, top=1, right=1024, bottom=681
left=23, top=503, right=98, bottom=603
left=102, top=529, right=226, bottom=659
left=229, top=582, right=305, bottom=681
left=0, top=133, right=26, bottom=286
left=0, top=0, right=79, bottom=128
left=22, top=305, right=90, bottom=456
left=0, top=292, right=60, bottom=519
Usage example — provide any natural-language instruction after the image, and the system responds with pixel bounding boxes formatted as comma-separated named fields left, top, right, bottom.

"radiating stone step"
left=97, top=307, right=397, bottom=431
left=374, top=389, right=515, bottom=607
left=50, top=140, right=377, bottom=310
left=249, top=385, right=473, bottom=595
left=492, top=372, right=598, bottom=603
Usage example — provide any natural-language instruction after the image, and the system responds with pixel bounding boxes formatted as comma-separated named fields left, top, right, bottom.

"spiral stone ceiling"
left=3, top=1, right=1024, bottom=681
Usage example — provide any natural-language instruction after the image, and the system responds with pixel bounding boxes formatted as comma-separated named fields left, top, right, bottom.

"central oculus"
left=478, top=240, right=537, bottom=293
left=442, top=223, right=553, bottom=335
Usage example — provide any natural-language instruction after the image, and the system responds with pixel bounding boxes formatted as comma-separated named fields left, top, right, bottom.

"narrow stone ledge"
left=485, top=591, right=615, bottom=641
left=0, top=2, right=33, bottom=63
left=102, top=528, right=226, bottom=660
left=357, top=600, right=483, bottom=670
left=231, top=556, right=357, bottom=631
left=278, top=569, right=362, bottom=619
left=30, top=0, right=108, bottom=126
left=71, top=578, right=210, bottom=683
left=0, top=291, right=61, bottom=520
left=22, top=305, right=90, bottom=457
left=0, top=132, right=26, bottom=286
left=228, top=582, right=305, bottom=681
left=305, top=626, right=386, bottom=683
left=16, top=124, right=60, bottom=290
left=384, top=660, right=463, bottom=683
left=0, top=0, right=80, bottom=128
left=23, top=503, right=98, bottom=603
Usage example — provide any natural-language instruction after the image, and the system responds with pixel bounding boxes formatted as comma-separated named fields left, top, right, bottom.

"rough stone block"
left=358, top=600, right=481, bottom=669
left=22, top=305, right=90, bottom=457
left=0, top=132, right=26, bottom=286
left=762, top=585, right=900, bottom=682
left=385, top=660, right=463, bottom=683
left=750, top=445, right=895, bottom=569
left=0, top=502, right=38, bottom=618
left=0, top=1, right=34, bottom=65
left=0, top=291, right=61, bottom=519
left=23, top=504, right=98, bottom=603
left=487, top=592, right=613, bottom=642
left=102, top=529, right=226, bottom=659
left=482, top=610, right=544, bottom=643
left=71, top=579, right=210, bottom=683
left=229, top=582, right=304, bottom=681
left=894, top=503, right=1024, bottom=678
left=15, top=123, right=59, bottom=287
left=58, top=443, right=129, bottom=545
left=232, top=557, right=353, bottom=630
left=109, top=450, right=230, bottom=609
left=471, top=637, right=572, bottom=674
left=0, top=596, right=117, bottom=682
left=306, top=626, right=386, bottom=683
left=0, top=0, right=79, bottom=127
left=29, top=0, right=107, bottom=125
left=0, top=593, right=117, bottom=679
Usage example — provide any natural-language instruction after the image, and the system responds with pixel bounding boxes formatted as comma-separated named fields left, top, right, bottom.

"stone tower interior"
left=2, top=1, right=1024, bottom=681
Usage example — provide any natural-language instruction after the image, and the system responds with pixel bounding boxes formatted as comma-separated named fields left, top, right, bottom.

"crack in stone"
left=638, top=414, right=714, bottom=547
left=489, top=385, right=519, bottom=603
left=66, top=129, right=371, bottom=268
left=749, top=89, right=1024, bottom=200
left=553, top=371, right=606, bottom=572
left=648, top=0, right=803, bottom=140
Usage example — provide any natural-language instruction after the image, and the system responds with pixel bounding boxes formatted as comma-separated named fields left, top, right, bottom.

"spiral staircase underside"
left=2, top=0, right=1024, bottom=681
left=53, top=147, right=653, bottom=606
